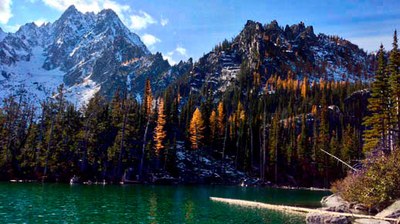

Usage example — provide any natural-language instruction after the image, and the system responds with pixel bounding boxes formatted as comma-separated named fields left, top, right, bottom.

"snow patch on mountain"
left=0, top=46, right=64, bottom=102
left=0, top=5, right=158, bottom=106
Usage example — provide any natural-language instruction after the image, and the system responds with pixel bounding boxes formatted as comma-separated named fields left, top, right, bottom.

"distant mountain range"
left=0, top=5, right=375, bottom=106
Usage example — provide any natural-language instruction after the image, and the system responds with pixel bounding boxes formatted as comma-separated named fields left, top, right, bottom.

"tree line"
left=4, top=31, right=397, bottom=186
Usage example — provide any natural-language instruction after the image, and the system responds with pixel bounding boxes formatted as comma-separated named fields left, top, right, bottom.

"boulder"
left=321, top=194, right=350, bottom=213
left=306, top=212, right=351, bottom=224
left=351, top=204, right=369, bottom=214
left=376, top=200, right=400, bottom=219
left=353, top=219, right=390, bottom=224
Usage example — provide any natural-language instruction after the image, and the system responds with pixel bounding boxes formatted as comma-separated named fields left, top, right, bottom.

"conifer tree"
left=217, top=102, right=225, bottom=136
left=154, top=98, right=167, bottom=156
left=209, top=110, right=217, bottom=142
left=363, top=44, right=390, bottom=152
left=189, top=108, right=205, bottom=150
left=143, top=79, right=153, bottom=119
left=269, top=112, right=280, bottom=183
left=388, top=31, right=400, bottom=148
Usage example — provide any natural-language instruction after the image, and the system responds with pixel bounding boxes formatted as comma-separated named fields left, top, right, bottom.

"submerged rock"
left=306, top=212, right=351, bottom=224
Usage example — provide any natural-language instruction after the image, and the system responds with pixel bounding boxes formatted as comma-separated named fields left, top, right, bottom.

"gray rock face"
left=0, top=5, right=191, bottom=105
left=306, top=212, right=351, bottom=224
left=353, top=219, right=390, bottom=224
left=187, top=20, right=375, bottom=98
left=321, top=194, right=351, bottom=213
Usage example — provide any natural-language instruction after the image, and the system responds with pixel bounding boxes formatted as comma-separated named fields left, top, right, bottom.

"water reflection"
left=0, top=183, right=329, bottom=223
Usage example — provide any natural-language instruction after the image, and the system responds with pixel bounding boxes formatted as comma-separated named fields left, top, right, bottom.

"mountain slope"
left=186, top=20, right=375, bottom=97
left=0, top=5, right=190, bottom=106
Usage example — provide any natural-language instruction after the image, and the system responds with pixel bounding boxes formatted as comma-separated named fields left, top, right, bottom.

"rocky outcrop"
left=186, top=20, right=375, bottom=98
left=376, top=200, right=400, bottom=219
left=307, top=195, right=400, bottom=223
left=0, top=5, right=191, bottom=106
left=306, top=212, right=351, bottom=224
left=320, top=194, right=351, bottom=213
left=353, top=219, right=390, bottom=224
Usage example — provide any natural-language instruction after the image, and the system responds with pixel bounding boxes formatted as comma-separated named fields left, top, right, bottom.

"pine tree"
left=269, top=112, right=280, bottom=183
left=189, top=108, right=205, bottom=150
left=363, top=44, right=390, bottom=152
left=297, top=114, right=309, bottom=161
left=154, top=98, right=167, bottom=156
left=388, top=31, right=400, bottom=149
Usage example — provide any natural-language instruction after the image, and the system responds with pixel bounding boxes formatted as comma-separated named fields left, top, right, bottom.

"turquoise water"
left=0, top=183, right=329, bottom=223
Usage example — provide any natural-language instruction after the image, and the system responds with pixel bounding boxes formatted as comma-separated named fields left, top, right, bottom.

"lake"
left=0, top=183, right=330, bottom=223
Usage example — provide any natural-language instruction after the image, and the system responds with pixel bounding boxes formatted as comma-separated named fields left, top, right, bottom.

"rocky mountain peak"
left=186, top=20, right=375, bottom=99
left=61, top=5, right=80, bottom=19
left=266, top=20, right=281, bottom=30
left=0, top=5, right=192, bottom=106
left=0, top=28, right=5, bottom=41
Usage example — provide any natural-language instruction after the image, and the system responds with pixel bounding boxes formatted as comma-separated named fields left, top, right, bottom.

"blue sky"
left=1, top=0, right=399, bottom=64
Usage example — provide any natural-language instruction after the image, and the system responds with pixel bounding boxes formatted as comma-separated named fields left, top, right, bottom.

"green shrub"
left=332, top=150, right=400, bottom=209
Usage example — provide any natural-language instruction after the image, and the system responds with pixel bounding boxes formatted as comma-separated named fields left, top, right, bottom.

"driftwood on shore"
left=210, top=197, right=400, bottom=223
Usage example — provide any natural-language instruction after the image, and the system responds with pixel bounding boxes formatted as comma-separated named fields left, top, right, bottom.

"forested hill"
left=0, top=6, right=383, bottom=187
left=180, top=20, right=375, bottom=99
left=0, top=75, right=371, bottom=186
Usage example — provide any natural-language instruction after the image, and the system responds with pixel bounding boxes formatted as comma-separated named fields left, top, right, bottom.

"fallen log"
left=210, top=197, right=400, bottom=223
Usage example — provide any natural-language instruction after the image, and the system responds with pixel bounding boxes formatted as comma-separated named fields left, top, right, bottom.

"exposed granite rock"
left=306, top=212, right=351, bottom=224
left=321, top=194, right=351, bottom=213
left=353, top=219, right=390, bottom=224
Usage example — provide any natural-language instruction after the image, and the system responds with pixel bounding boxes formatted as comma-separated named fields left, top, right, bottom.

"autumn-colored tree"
left=154, top=98, right=166, bottom=155
left=189, top=108, right=205, bottom=150
left=217, top=102, right=225, bottom=136
left=209, top=110, right=217, bottom=142
left=301, top=77, right=309, bottom=98
left=143, top=79, right=153, bottom=118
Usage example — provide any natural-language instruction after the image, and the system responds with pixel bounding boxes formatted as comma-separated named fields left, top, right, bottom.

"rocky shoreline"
left=306, top=194, right=400, bottom=224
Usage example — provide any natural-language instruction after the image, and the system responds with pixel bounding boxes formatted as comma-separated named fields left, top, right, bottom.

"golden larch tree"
left=143, top=79, right=153, bottom=118
left=189, top=108, right=205, bottom=150
left=154, top=98, right=166, bottom=155
left=217, top=102, right=225, bottom=136
left=301, top=77, right=309, bottom=98
left=209, top=110, right=217, bottom=139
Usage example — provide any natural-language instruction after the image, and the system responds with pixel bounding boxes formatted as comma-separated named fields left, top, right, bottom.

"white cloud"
left=163, top=54, right=177, bottom=65
left=3, top=23, right=20, bottom=32
left=103, top=0, right=130, bottom=21
left=34, top=18, right=48, bottom=26
left=129, top=11, right=156, bottom=30
left=175, top=46, right=187, bottom=56
left=162, top=46, right=188, bottom=65
left=41, top=0, right=130, bottom=20
left=42, top=0, right=100, bottom=12
left=0, top=0, right=13, bottom=24
left=160, top=18, right=168, bottom=26
left=141, top=33, right=160, bottom=47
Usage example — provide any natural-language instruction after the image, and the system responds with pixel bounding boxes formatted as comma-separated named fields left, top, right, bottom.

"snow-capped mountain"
left=0, top=5, right=190, bottom=107
left=187, top=20, right=375, bottom=95
left=0, top=9, right=376, bottom=107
